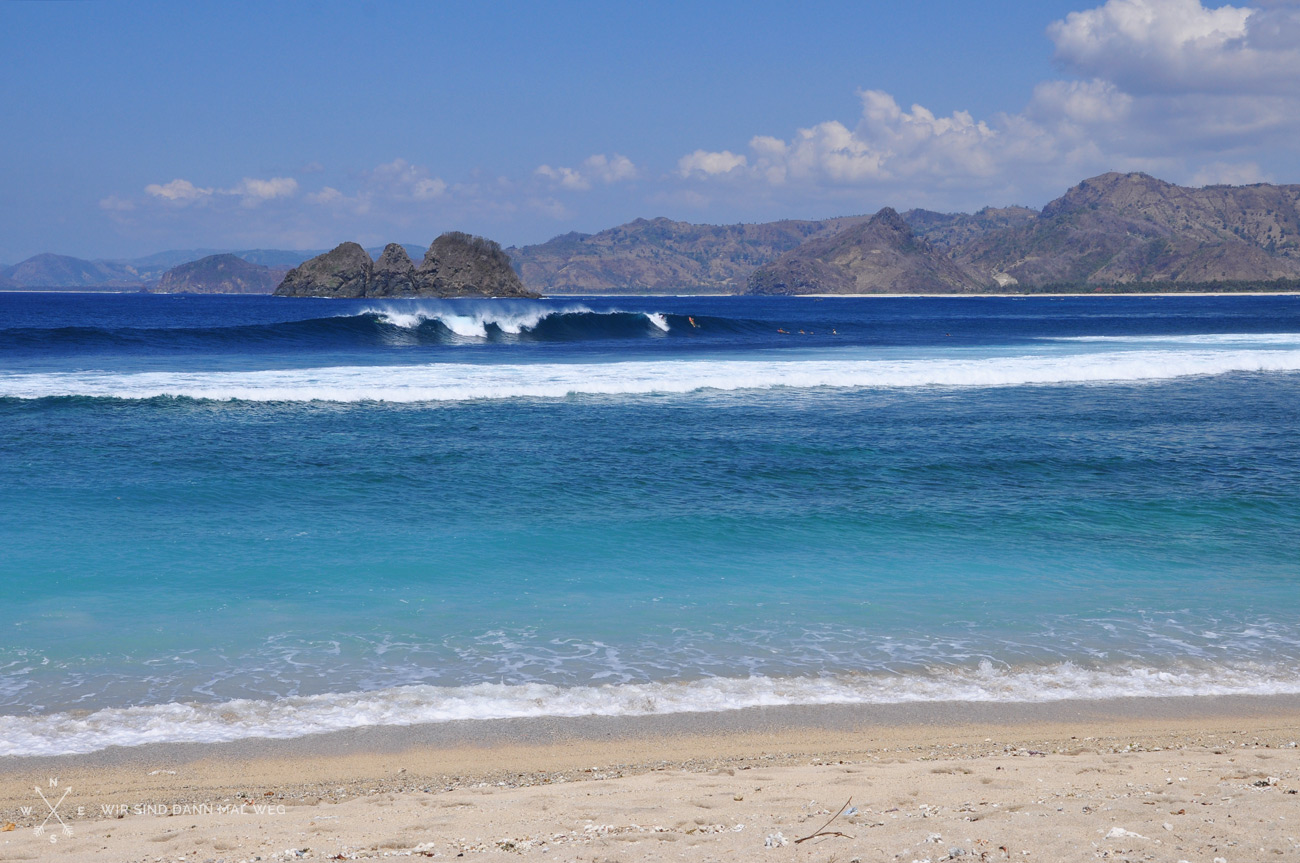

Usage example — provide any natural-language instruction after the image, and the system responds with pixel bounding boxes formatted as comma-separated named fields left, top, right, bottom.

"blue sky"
left=3, top=0, right=1298, bottom=261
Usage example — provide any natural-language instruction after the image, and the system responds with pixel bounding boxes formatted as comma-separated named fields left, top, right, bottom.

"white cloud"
left=584, top=153, right=637, bottom=183
left=1191, top=160, right=1270, bottom=185
left=677, top=149, right=748, bottom=178
left=302, top=159, right=449, bottom=216
left=1049, top=0, right=1300, bottom=93
left=307, top=186, right=344, bottom=205
left=98, top=195, right=135, bottom=212
left=535, top=164, right=586, bottom=189
left=536, top=153, right=638, bottom=190
left=144, top=178, right=213, bottom=201
left=227, top=176, right=298, bottom=202
left=671, top=0, right=1300, bottom=210
left=411, top=178, right=448, bottom=200
left=1028, top=78, right=1133, bottom=125
left=367, top=159, right=448, bottom=201
left=143, top=176, right=299, bottom=208
left=677, top=92, right=1028, bottom=194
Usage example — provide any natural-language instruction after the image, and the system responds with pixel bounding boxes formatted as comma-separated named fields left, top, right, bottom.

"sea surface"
left=2, top=292, right=1299, bottom=757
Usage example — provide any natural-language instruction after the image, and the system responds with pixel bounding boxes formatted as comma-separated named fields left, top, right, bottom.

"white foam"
left=1047, top=332, right=1300, bottom=345
left=2, top=348, right=1299, bottom=403
left=3, top=662, right=1299, bottom=756
left=358, top=302, right=598, bottom=337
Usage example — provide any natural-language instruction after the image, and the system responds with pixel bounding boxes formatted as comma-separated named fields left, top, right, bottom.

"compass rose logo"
left=33, top=778, right=72, bottom=842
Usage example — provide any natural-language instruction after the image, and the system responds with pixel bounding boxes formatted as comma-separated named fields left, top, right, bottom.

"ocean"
left=2, top=292, right=1299, bottom=757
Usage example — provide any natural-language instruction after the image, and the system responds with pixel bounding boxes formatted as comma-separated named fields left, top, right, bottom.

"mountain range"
left=506, top=215, right=873, bottom=294
left=5, top=173, right=1300, bottom=294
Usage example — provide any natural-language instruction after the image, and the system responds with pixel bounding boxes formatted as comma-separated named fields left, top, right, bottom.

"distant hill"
left=747, top=173, right=1300, bottom=294
left=2, top=253, right=147, bottom=288
left=509, top=215, right=871, bottom=293
left=750, top=208, right=987, bottom=295
left=0, top=246, right=425, bottom=290
left=956, top=172, right=1300, bottom=286
left=153, top=254, right=287, bottom=294
left=109, top=249, right=231, bottom=279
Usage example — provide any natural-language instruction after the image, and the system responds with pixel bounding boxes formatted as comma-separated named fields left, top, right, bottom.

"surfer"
left=777, top=328, right=789, bottom=334
left=688, top=316, right=698, bottom=328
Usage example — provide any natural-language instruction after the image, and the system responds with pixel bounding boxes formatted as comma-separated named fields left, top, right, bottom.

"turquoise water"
left=2, top=293, right=1299, bottom=754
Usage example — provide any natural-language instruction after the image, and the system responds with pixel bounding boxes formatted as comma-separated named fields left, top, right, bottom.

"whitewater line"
left=3, top=661, right=1300, bottom=756
left=2, top=349, right=1299, bottom=403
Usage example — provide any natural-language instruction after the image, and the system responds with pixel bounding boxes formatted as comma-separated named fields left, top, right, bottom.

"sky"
left=3, top=0, right=1300, bottom=262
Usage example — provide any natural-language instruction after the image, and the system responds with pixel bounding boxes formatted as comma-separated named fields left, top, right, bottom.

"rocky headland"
left=274, top=232, right=538, bottom=298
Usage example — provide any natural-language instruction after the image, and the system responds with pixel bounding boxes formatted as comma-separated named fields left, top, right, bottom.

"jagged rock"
left=273, top=234, right=535, bottom=298
left=367, top=243, right=418, bottom=297
left=413, top=232, right=537, bottom=297
left=748, top=208, right=987, bottom=294
left=274, top=242, right=373, bottom=297
left=154, top=254, right=281, bottom=294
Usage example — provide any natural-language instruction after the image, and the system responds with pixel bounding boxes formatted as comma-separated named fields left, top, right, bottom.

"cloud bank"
left=672, top=0, right=1300, bottom=210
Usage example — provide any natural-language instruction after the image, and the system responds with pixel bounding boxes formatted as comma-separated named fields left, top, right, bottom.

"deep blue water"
left=2, top=292, right=1300, bottom=755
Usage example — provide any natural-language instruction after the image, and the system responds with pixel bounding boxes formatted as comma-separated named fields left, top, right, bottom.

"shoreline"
left=8, top=692, right=1300, bottom=769
left=5, top=288, right=1300, bottom=298
left=3, top=696, right=1299, bottom=860
left=2, top=691, right=1300, bottom=769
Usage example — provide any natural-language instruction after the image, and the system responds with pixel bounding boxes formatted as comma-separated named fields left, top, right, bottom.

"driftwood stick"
left=794, top=796, right=854, bottom=844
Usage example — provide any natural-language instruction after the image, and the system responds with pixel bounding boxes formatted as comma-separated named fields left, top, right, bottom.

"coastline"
left=5, top=288, right=1300, bottom=298
left=4, top=696, right=1299, bottom=861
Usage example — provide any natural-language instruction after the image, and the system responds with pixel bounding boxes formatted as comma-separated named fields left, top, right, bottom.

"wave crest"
left=360, top=302, right=675, bottom=339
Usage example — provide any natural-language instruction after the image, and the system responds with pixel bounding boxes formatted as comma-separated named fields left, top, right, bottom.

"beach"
left=3, top=698, right=1299, bottom=861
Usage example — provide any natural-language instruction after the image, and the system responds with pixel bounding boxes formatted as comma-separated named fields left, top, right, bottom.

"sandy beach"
left=2, top=697, right=1298, bottom=862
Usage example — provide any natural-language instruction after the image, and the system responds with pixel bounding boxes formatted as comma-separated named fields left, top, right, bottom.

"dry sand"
left=2, top=699, right=1299, bottom=862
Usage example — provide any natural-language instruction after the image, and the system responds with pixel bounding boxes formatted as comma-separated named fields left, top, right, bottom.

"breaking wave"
left=0, top=304, right=714, bottom=354
left=2, top=348, right=1299, bottom=402
left=4, top=661, right=1300, bottom=756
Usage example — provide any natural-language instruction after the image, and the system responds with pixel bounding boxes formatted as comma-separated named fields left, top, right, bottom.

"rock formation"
left=748, top=208, right=987, bottom=295
left=273, top=233, right=537, bottom=298
left=367, top=243, right=418, bottom=297
left=275, top=242, right=373, bottom=297
left=412, top=232, right=532, bottom=297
